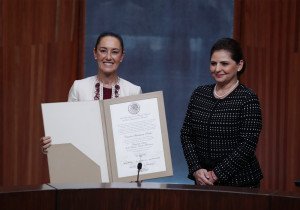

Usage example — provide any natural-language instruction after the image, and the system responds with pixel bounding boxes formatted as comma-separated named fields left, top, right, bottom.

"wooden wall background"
left=234, top=0, right=300, bottom=191
left=0, top=0, right=85, bottom=186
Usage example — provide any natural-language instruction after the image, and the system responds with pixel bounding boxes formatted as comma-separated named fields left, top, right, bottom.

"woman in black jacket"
left=181, top=38, right=263, bottom=188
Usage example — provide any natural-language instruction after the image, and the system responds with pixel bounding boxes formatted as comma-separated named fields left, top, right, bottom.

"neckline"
left=94, top=76, right=120, bottom=100
left=213, top=81, right=239, bottom=99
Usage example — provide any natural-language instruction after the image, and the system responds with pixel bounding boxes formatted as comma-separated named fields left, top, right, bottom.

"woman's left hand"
left=193, top=169, right=214, bottom=185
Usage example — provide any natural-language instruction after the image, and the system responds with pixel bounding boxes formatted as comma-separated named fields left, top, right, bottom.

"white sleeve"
left=138, top=86, right=142, bottom=94
left=67, top=81, right=79, bottom=102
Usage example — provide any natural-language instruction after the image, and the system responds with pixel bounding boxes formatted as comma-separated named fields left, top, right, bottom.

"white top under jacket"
left=68, top=75, right=142, bottom=102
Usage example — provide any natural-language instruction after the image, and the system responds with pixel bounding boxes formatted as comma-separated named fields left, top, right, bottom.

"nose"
left=105, top=51, right=112, bottom=60
left=215, top=63, right=222, bottom=72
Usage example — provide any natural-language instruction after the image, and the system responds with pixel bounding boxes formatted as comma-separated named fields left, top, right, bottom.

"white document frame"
left=41, top=101, right=110, bottom=183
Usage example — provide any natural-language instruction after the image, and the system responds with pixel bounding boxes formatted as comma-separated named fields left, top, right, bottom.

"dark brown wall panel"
left=0, top=0, right=85, bottom=186
left=234, top=0, right=300, bottom=191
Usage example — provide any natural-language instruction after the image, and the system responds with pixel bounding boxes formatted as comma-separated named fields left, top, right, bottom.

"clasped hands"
left=193, top=169, right=218, bottom=186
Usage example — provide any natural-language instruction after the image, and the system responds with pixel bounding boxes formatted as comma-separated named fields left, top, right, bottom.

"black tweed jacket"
left=180, top=84, right=263, bottom=187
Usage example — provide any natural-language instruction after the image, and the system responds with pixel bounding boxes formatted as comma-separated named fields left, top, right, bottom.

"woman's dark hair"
left=94, top=32, right=124, bottom=52
left=210, top=38, right=246, bottom=76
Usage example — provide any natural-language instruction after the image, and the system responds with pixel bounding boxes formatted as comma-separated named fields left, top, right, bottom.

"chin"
left=101, top=70, right=117, bottom=76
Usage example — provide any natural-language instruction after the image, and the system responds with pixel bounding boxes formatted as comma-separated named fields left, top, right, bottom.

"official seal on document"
left=128, top=102, right=140, bottom=115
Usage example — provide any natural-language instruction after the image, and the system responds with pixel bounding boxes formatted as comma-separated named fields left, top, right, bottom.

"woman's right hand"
left=40, top=136, right=52, bottom=154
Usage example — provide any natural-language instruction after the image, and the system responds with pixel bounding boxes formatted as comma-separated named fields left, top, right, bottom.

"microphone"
left=136, top=162, right=142, bottom=183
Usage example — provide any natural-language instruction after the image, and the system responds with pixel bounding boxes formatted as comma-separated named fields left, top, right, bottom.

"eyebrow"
left=98, top=47, right=120, bottom=50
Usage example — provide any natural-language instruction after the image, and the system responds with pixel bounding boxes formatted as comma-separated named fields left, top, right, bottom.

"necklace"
left=94, top=76, right=120, bottom=100
left=214, top=80, right=239, bottom=99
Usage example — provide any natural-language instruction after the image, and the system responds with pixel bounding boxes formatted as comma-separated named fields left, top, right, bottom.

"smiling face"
left=210, top=49, right=243, bottom=86
left=93, top=36, right=124, bottom=76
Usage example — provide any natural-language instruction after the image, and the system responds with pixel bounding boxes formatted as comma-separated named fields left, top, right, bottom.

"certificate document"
left=110, top=98, right=166, bottom=177
left=42, top=91, right=173, bottom=183
left=104, top=91, right=173, bottom=182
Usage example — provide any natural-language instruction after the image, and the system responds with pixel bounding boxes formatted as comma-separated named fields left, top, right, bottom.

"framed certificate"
left=42, top=91, right=173, bottom=183
left=103, top=91, right=173, bottom=182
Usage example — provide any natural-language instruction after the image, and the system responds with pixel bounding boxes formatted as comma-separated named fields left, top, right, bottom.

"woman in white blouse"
left=41, top=31, right=142, bottom=153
